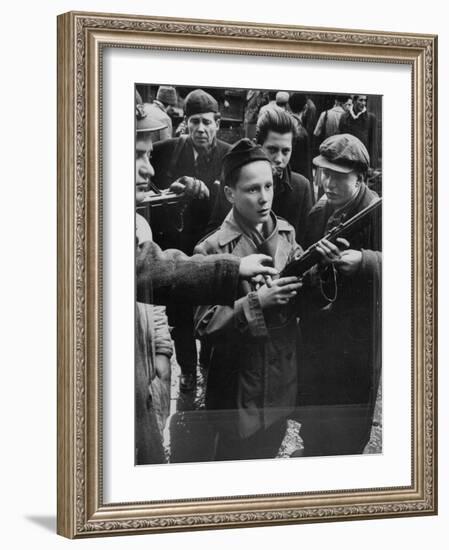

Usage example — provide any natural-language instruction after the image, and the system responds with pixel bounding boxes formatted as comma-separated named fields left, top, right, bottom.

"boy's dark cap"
left=222, top=138, right=271, bottom=182
left=313, top=133, right=370, bottom=173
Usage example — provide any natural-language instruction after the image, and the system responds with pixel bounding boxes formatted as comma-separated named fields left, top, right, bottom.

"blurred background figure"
left=338, top=94, right=379, bottom=169
left=288, top=92, right=313, bottom=184
left=275, top=90, right=290, bottom=110
left=314, top=94, right=352, bottom=143
left=244, top=89, right=269, bottom=139
left=301, top=96, right=318, bottom=138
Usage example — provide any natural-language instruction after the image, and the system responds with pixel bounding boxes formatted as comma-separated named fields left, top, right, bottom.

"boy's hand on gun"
left=257, top=276, right=302, bottom=309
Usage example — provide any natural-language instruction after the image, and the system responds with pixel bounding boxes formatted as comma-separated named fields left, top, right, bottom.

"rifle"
left=281, top=197, right=382, bottom=278
left=136, top=190, right=183, bottom=212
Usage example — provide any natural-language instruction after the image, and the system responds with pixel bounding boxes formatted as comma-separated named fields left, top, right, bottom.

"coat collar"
left=276, top=165, right=293, bottom=192
left=217, top=209, right=293, bottom=247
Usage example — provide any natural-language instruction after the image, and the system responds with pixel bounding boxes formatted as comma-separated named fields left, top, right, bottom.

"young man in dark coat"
left=297, top=133, right=382, bottom=457
left=208, top=109, right=313, bottom=247
left=148, top=89, right=232, bottom=392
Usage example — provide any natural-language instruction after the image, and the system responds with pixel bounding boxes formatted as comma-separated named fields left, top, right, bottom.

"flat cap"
left=222, top=138, right=271, bottom=183
left=185, top=89, right=219, bottom=118
left=313, top=133, right=370, bottom=173
left=156, top=85, right=177, bottom=106
left=136, top=102, right=168, bottom=133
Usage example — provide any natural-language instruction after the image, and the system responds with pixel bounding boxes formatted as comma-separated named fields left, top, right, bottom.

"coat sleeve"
left=293, top=175, right=313, bottom=248
left=193, top=242, right=269, bottom=343
left=313, top=111, right=325, bottom=137
left=194, top=291, right=269, bottom=345
left=359, top=249, right=382, bottom=282
left=152, top=306, right=173, bottom=358
left=136, top=241, right=240, bottom=306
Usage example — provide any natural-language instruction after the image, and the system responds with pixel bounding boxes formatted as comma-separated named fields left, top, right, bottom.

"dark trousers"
left=167, top=304, right=197, bottom=377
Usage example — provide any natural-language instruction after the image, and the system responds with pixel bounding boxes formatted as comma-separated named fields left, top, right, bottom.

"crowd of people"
left=134, top=85, right=382, bottom=464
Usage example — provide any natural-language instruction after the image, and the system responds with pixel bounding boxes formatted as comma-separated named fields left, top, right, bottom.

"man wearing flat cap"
left=297, top=133, right=382, bottom=458
left=194, top=138, right=304, bottom=461
left=149, top=89, right=232, bottom=393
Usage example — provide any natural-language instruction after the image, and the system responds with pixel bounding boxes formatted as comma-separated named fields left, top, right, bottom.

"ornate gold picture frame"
left=57, top=11, right=437, bottom=538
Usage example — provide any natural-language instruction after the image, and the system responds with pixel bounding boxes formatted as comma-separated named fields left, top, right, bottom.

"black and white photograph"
left=134, top=84, right=383, bottom=466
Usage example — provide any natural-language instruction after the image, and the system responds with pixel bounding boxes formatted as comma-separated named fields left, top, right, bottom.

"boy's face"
left=321, top=167, right=360, bottom=208
left=225, top=160, right=274, bottom=227
left=262, top=131, right=293, bottom=176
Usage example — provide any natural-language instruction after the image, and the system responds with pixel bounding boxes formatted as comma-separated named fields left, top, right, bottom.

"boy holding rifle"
left=298, top=133, right=382, bottom=457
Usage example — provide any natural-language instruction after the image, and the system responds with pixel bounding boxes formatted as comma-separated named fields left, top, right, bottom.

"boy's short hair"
left=255, top=109, right=298, bottom=146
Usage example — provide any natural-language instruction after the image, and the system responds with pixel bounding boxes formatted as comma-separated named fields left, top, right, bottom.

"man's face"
left=321, top=168, right=360, bottom=208
left=343, top=98, right=353, bottom=112
left=354, top=95, right=367, bottom=113
left=262, top=131, right=293, bottom=176
left=135, top=134, right=154, bottom=204
left=187, top=112, right=219, bottom=151
left=225, top=161, right=274, bottom=228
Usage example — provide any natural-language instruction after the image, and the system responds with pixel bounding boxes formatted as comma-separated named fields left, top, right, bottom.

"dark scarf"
left=233, top=208, right=278, bottom=260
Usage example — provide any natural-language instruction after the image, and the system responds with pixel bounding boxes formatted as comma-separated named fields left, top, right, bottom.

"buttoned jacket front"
left=194, top=211, right=303, bottom=439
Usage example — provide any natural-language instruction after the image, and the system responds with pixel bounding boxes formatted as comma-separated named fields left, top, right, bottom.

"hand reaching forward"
left=239, top=254, right=278, bottom=280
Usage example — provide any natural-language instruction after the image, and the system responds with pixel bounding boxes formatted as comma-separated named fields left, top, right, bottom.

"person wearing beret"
left=148, top=89, right=232, bottom=394
left=297, top=133, right=382, bottom=457
left=208, top=108, right=313, bottom=248
left=194, top=138, right=304, bottom=461
left=134, top=107, right=277, bottom=464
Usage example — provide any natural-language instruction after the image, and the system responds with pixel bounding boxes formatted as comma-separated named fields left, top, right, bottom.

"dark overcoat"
left=149, top=136, right=231, bottom=253
left=299, top=183, right=382, bottom=454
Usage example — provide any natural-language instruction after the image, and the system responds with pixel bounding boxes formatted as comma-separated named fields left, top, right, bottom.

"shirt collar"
left=349, top=105, right=367, bottom=119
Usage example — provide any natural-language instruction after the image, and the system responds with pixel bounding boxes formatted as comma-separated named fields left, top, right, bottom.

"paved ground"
left=163, top=349, right=382, bottom=461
